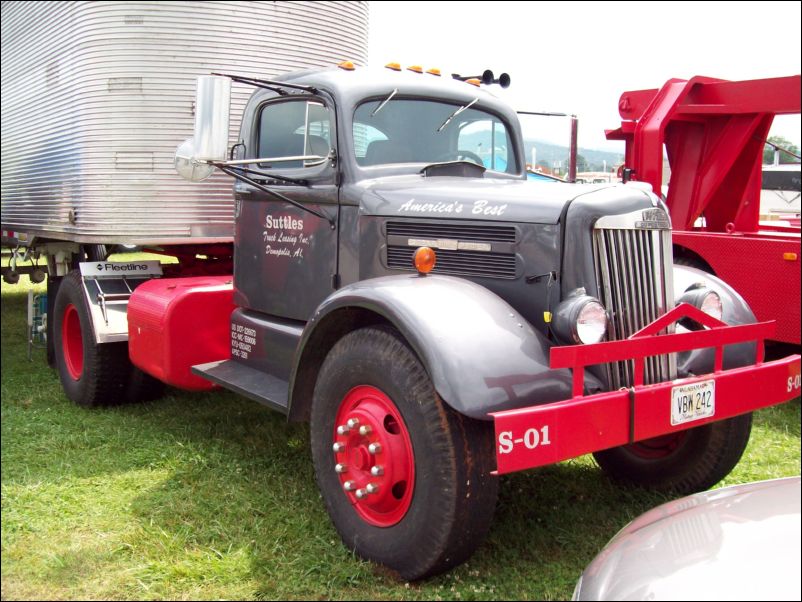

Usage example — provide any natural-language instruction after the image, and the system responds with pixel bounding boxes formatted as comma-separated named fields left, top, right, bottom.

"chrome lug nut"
left=334, top=463, right=347, bottom=474
left=368, top=442, right=382, bottom=454
left=355, top=488, right=367, bottom=499
left=358, top=425, right=372, bottom=436
left=346, top=418, right=360, bottom=429
left=343, top=480, right=356, bottom=491
left=366, top=483, right=379, bottom=494
left=370, top=465, right=384, bottom=477
left=336, top=425, right=350, bottom=436
left=332, top=442, right=345, bottom=453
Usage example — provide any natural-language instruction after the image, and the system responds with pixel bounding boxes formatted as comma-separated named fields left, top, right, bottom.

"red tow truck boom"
left=607, top=75, right=802, bottom=345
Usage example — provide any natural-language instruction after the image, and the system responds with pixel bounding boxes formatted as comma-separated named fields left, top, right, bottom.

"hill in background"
left=461, top=130, right=623, bottom=174
left=522, top=138, right=623, bottom=173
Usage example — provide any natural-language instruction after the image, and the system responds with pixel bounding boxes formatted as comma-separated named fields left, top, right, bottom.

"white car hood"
left=575, top=477, right=802, bottom=601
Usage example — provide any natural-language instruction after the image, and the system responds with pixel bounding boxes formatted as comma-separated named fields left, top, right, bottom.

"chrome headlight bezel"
left=678, top=286, right=723, bottom=329
left=553, top=292, right=608, bottom=345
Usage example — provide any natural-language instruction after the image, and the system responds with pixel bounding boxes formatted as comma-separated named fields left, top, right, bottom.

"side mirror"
left=175, top=138, right=214, bottom=181
left=175, top=75, right=231, bottom=182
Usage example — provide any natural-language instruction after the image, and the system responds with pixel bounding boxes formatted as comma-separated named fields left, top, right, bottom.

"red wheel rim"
left=627, top=432, right=688, bottom=459
left=62, top=304, right=84, bottom=380
left=332, top=385, right=415, bottom=527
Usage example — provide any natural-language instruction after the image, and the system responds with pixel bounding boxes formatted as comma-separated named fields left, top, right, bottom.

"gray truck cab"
left=197, top=67, right=747, bottom=419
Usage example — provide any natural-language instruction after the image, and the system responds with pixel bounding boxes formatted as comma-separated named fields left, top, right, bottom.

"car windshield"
left=353, top=98, right=517, bottom=174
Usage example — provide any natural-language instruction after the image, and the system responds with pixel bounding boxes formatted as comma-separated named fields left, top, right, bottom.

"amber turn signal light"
left=338, top=60, right=355, bottom=71
left=413, top=247, right=436, bottom=275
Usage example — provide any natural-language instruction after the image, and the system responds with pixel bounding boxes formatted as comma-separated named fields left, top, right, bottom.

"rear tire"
left=593, top=413, right=753, bottom=494
left=53, top=270, right=164, bottom=406
left=125, top=365, right=166, bottom=403
left=53, top=271, right=129, bottom=407
left=311, top=326, right=498, bottom=580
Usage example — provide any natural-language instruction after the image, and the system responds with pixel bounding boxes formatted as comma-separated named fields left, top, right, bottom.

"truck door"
left=234, top=97, right=339, bottom=321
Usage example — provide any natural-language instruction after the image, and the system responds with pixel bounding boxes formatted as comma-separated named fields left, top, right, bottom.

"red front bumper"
left=491, top=303, right=802, bottom=475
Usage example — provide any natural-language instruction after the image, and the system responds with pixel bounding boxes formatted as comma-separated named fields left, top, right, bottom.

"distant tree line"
left=763, top=135, right=800, bottom=165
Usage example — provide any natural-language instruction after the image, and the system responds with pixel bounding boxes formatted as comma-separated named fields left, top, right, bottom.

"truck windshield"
left=353, top=99, right=516, bottom=174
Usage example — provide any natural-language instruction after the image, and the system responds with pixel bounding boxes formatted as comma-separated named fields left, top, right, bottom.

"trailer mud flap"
left=78, top=261, right=162, bottom=343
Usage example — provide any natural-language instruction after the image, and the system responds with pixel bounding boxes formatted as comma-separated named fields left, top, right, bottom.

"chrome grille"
left=593, top=209, right=676, bottom=387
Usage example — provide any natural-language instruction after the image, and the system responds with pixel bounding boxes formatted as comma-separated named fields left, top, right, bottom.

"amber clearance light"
left=413, top=247, right=436, bottom=275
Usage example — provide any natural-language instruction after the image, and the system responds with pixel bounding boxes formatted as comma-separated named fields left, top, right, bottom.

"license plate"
left=671, top=379, right=715, bottom=426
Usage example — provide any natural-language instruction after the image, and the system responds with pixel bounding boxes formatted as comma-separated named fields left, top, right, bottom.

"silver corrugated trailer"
left=1, top=0, right=369, bottom=246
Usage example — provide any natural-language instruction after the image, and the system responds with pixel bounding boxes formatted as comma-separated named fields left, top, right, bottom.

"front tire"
left=593, top=413, right=753, bottom=494
left=311, top=326, right=498, bottom=580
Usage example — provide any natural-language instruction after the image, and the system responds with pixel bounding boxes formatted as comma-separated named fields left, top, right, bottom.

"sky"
left=368, top=1, right=801, bottom=153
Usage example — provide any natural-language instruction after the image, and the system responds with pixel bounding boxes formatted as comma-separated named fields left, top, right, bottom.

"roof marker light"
left=407, top=65, right=423, bottom=73
left=385, top=62, right=401, bottom=71
left=338, top=60, right=355, bottom=71
left=426, top=68, right=441, bottom=76
left=465, top=78, right=481, bottom=87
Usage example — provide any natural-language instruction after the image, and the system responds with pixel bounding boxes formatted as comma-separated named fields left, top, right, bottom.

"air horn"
left=451, top=69, right=511, bottom=88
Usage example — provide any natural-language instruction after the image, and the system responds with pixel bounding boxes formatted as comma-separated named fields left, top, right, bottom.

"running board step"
left=192, top=359, right=289, bottom=414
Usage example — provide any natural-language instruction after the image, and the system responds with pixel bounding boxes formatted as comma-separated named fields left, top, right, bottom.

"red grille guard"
left=491, top=303, right=802, bottom=475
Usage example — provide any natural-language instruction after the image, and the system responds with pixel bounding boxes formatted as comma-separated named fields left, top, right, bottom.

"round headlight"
left=700, top=291, right=723, bottom=321
left=553, top=293, right=608, bottom=345
left=678, top=287, right=723, bottom=330
left=576, top=300, right=608, bottom=344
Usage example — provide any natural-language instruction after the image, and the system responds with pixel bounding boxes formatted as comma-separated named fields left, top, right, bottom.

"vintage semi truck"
left=2, top=15, right=800, bottom=577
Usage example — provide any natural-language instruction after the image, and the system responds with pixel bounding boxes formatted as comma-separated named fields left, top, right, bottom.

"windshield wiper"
left=372, top=88, right=398, bottom=116
left=437, top=98, right=479, bottom=132
left=212, top=72, right=319, bottom=95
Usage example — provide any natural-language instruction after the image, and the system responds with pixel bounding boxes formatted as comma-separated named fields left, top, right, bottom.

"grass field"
left=2, top=271, right=800, bottom=600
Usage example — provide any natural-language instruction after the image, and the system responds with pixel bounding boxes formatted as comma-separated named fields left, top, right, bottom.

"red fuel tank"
left=128, top=276, right=234, bottom=391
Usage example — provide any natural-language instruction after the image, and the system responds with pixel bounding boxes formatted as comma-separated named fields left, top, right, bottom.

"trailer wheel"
left=593, top=413, right=753, bottom=494
left=53, top=271, right=131, bottom=407
left=310, top=326, right=498, bottom=580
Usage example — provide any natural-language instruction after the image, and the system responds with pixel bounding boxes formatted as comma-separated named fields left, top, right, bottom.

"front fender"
left=673, top=265, right=759, bottom=375
left=290, top=274, right=584, bottom=420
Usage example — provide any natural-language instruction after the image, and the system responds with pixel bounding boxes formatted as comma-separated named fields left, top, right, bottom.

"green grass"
left=2, top=272, right=800, bottom=600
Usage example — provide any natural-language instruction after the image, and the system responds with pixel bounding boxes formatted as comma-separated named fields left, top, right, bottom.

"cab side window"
left=458, top=119, right=511, bottom=172
left=257, top=100, right=332, bottom=169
